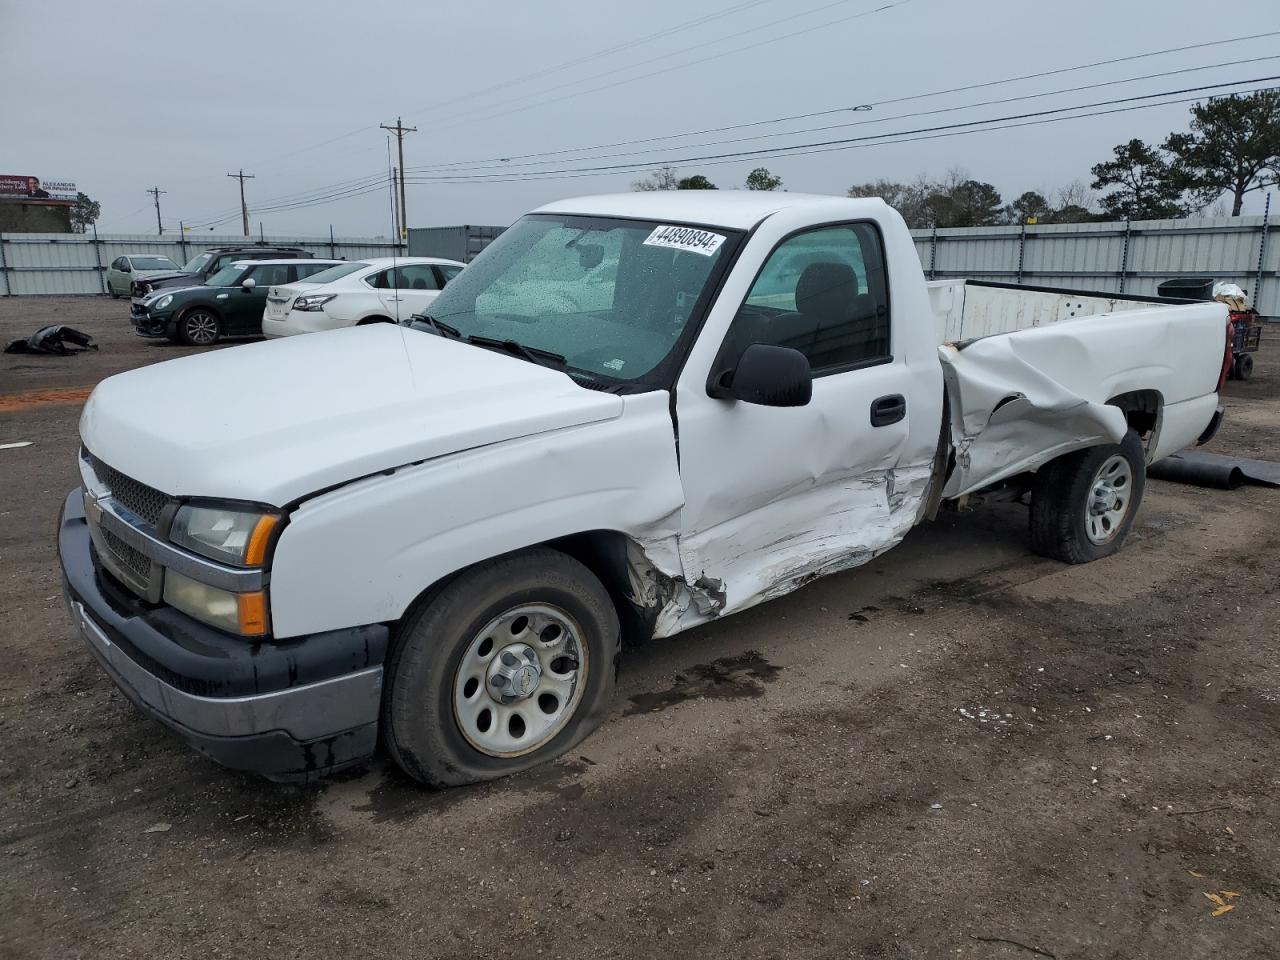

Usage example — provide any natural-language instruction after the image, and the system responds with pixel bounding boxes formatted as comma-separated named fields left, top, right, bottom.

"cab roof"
left=533, top=191, right=887, bottom=231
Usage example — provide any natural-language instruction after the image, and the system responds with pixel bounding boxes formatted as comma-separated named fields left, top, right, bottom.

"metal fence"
left=0, top=230, right=406, bottom=296
left=3, top=207, right=1276, bottom=314
left=910, top=203, right=1277, bottom=317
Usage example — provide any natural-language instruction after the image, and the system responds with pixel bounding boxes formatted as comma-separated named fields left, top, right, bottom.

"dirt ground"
left=2, top=296, right=1278, bottom=960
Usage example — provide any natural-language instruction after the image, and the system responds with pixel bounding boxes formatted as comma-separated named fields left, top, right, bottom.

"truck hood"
left=80, top=325, right=623, bottom=505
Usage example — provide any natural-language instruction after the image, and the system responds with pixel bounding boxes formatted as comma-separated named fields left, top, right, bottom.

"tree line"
left=635, top=91, right=1279, bottom=227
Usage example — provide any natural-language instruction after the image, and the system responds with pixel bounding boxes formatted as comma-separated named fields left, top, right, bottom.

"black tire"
left=1236, top=353, right=1254, bottom=381
left=176, top=308, right=222, bottom=346
left=1029, top=429, right=1146, bottom=564
left=109, top=288, right=120, bottom=300
left=384, top=548, right=620, bottom=787
left=357, top=316, right=394, bottom=325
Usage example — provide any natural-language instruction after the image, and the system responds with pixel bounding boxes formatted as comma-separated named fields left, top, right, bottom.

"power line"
left=403, top=0, right=780, bottom=124
left=410, top=56, right=1280, bottom=176
left=185, top=171, right=392, bottom=228
left=406, top=29, right=1280, bottom=174
left=187, top=76, right=1275, bottom=226
left=400, top=77, right=1279, bottom=184
left=423, top=0, right=913, bottom=136
left=226, top=0, right=784, bottom=177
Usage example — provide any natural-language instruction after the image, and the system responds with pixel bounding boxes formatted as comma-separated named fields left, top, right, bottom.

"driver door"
left=673, top=222, right=917, bottom=617
left=226, top=263, right=286, bottom=334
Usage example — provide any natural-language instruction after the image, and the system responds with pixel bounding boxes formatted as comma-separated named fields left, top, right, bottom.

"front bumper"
left=130, top=305, right=174, bottom=339
left=58, top=490, right=388, bottom=780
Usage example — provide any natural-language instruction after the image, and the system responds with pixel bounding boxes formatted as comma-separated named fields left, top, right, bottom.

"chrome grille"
left=90, top=455, right=168, bottom=526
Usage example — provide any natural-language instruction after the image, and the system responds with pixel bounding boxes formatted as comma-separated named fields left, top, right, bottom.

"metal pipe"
left=1256, top=192, right=1271, bottom=312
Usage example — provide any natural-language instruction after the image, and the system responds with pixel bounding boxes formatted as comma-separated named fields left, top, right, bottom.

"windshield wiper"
left=466, top=335, right=565, bottom=369
left=408, top=314, right=461, bottom=339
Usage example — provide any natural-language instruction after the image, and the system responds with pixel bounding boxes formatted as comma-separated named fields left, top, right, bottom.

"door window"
left=249, top=263, right=291, bottom=286
left=436, top=264, right=463, bottom=286
left=364, top=269, right=394, bottom=289
left=295, top=262, right=336, bottom=280
left=111, top=257, right=125, bottom=271
left=395, top=264, right=440, bottom=291
left=723, top=224, right=890, bottom=374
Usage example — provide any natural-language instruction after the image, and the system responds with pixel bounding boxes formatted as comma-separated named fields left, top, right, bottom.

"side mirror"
left=241, top=277, right=257, bottom=290
left=709, top=342, right=812, bottom=407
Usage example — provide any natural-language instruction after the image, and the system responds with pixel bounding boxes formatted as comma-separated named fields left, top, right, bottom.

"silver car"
left=105, top=255, right=181, bottom=299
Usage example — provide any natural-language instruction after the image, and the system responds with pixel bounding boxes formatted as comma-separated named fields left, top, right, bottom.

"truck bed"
left=929, top=279, right=1227, bottom=499
left=928, top=278, right=1177, bottom=344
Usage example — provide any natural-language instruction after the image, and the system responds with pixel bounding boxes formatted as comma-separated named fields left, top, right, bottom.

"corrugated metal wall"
left=3, top=213, right=1276, bottom=314
left=0, top=232, right=405, bottom=296
left=910, top=213, right=1277, bottom=316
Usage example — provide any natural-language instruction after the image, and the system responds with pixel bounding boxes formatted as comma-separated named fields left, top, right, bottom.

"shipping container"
left=407, top=225, right=506, bottom=263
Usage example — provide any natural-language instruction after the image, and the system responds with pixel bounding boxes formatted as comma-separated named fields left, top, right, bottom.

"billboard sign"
left=0, top=175, right=78, bottom=200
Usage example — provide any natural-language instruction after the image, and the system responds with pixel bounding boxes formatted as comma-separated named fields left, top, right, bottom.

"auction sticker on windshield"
left=643, top=225, right=726, bottom=256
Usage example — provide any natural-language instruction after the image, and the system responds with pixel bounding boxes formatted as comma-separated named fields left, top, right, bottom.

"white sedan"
left=262, top=257, right=464, bottom=337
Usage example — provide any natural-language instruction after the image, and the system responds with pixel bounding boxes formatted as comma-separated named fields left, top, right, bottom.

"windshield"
left=130, top=256, right=178, bottom=271
left=409, top=215, right=734, bottom=383
left=300, top=261, right=369, bottom=284
left=182, top=252, right=212, bottom=273
left=205, top=263, right=249, bottom=287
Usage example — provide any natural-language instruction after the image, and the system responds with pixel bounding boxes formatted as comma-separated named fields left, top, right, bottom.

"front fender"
left=267, top=391, right=684, bottom=639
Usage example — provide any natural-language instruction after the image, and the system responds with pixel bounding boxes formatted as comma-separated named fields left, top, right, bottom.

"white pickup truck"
left=59, top=192, right=1228, bottom=786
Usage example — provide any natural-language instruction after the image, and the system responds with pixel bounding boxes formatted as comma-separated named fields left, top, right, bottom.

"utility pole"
left=380, top=117, right=416, bottom=240
left=146, top=186, right=166, bottom=235
left=226, top=169, right=255, bottom=237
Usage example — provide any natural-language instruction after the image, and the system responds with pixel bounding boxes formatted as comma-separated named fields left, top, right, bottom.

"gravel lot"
left=2, top=296, right=1278, bottom=960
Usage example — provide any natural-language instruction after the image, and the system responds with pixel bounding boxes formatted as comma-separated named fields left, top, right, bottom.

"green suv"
left=131, top=259, right=342, bottom=345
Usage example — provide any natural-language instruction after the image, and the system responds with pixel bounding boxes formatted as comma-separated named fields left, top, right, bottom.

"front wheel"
left=384, top=548, right=619, bottom=786
left=176, top=308, right=221, bottom=346
left=1029, top=429, right=1146, bottom=564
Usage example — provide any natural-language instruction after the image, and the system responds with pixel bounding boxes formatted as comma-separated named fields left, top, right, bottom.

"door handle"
left=870, top=394, right=906, bottom=427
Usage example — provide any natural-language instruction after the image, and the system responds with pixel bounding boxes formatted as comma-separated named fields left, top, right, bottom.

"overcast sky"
left=2, top=0, right=1276, bottom=238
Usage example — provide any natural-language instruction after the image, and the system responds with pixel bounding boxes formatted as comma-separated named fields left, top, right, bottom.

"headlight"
left=150, top=294, right=173, bottom=310
left=293, top=294, right=336, bottom=312
left=169, top=504, right=280, bottom=567
left=163, top=570, right=270, bottom=636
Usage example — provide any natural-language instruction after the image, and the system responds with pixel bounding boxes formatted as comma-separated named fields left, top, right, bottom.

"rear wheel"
left=1236, top=353, right=1254, bottom=381
left=384, top=548, right=619, bottom=786
left=177, top=308, right=221, bottom=346
left=1029, top=429, right=1146, bottom=564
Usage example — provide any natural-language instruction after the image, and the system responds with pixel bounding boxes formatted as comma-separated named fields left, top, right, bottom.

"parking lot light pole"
left=227, top=170, right=255, bottom=238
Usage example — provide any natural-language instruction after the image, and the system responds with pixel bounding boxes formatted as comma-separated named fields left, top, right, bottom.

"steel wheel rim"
left=1085, top=453, right=1133, bottom=545
left=186, top=312, right=218, bottom=344
left=452, top=603, right=587, bottom=758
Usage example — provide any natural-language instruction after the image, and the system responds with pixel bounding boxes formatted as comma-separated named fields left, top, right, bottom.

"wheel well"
left=357, top=315, right=394, bottom=325
left=179, top=302, right=221, bottom=318
left=391, top=531, right=651, bottom=651
left=1107, top=389, right=1162, bottom=442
